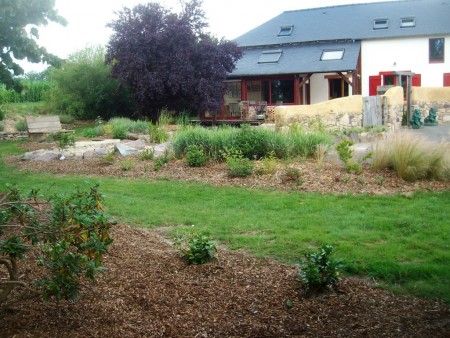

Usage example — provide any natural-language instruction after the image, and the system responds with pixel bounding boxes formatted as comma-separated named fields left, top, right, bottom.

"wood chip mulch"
left=2, top=224, right=449, bottom=337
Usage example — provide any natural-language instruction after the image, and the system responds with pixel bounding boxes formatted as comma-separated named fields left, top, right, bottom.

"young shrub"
left=82, top=128, right=97, bottom=138
left=297, top=244, right=342, bottom=296
left=52, top=131, right=76, bottom=156
left=140, top=148, right=155, bottom=161
left=221, top=148, right=253, bottom=177
left=283, top=166, right=302, bottom=182
left=153, top=149, right=171, bottom=171
left=111, top=124, right=127, bottom=139
left=336, top=137, right=362, bottom=174
left=174, top=232, right=217, bottom=265
left=120, top=159, right=135, bottom=171
left=14, top=119, right=27, bottom=132
left=102, top=150, right=116, bottom=165
left=254, top=151, right=278, bottom=175
left=185, top=144, right=207, bottom=167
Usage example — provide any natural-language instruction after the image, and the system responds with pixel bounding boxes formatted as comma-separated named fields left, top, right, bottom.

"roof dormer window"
left=400, top=17, right=416, bottom=28
left=258, top=49, right=283, bottom=63
left=373, top=19, right=389, bottom=30
left=278, top=26, right=293, bottom=37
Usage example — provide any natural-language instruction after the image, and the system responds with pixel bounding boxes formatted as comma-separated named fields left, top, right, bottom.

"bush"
left=174, top=232, right=217, bottom=265
left=254, top=151, right=278, bottom=175
left=148, top=123, right=168, bottom=143
left=52, top=132, right=76, bottom=155
left=336, top=137, right=362, bottom=174
left=154, top=150, right=171, bottom=171
left=185, top=144, right=207, bottom=167
left=140, top=148, right=154, bottom=161
left=120, top=159, right=135, bottom=171
left=0, top=184, right=114, bottom=304
left=14, top=119, right=27, bottom=132
left=372, top=133, right=450, bottom=181
left=297, top=244, right=342, bottom=296
left=0, top=123, right=4, bottom=132
left=0, top=107, right=4, bottom=121
left=58, top=114, right=74, bottom=124
left=222, top=148, right=253, bottom=177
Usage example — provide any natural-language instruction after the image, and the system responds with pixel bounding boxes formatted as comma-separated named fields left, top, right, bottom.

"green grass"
left=1, top=101, right=49, bottom=118
left=0, top=140, right=449, bottom=302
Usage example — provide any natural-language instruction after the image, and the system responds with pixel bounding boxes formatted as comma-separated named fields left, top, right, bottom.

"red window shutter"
left=369, top=75, right=382, bottom=96
left=412, top=74, right=421, bottom=87
left=444, top=73, right=450, bottom=87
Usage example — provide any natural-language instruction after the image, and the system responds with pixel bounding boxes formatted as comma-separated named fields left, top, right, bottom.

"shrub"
left=297, top=244, right=342, bottom=296
left=82, top=128, right=97, bottom=138
left=111, top=125, right=127, bottom=139
left=372, top=133, right=450, bottom=181
left=102, top=150, right=116, bottom=165
left=174, top=232, right=217, bottom=265
left=185, top=144, right=207, bottom=167
left=52, top=131, right=76, bottom=155
left=120, top=159, right=135, bottom=171
left=283, top=167, right=302, bottom=182
left=58, top=114, right=74, bottom=124
left=14, top=119, right=27, bottom=132
left=222, top=148, right=253, bottom=177
left=336, top=137, right=362, bottom=174
left=140, top=148, right=155, bottom=161
left=254, top=151, right=278, bottom=175
left=0, top=107, right=5, bottom=121
left=0, top=123, right=4, bottom=132
left=0, top=184, right=114, bottom=304
left=154, top=150, right=171, bottom=171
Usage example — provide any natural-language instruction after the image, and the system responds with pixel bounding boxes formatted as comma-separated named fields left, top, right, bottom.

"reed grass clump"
left=372, top=133, right=450, bottom=181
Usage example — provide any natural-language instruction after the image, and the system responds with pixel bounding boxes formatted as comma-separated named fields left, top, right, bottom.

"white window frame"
left=258, top=50, right=283, bottom=64
left=400, top=17, right=416, bottom=28
left=373, top=19, right=389, bottom=30
left=320, top=49, right=345, bottom=61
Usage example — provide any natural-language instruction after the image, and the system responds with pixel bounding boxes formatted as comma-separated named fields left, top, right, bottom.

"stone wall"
left=274, top=95, right=363, bottom=131
left=274, top=87, right=404, bottom=131
left=0, top=131, right=28, bottom=141
left=411, top=87, right=450, bottom=124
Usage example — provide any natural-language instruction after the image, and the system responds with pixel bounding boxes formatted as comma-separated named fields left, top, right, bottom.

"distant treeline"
left=0, top=80, right=51, bottom=104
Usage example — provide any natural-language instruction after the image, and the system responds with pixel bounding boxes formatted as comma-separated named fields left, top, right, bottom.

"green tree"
left=49, top=45, right=134, bottom=119
left=0, top=0, right=66, bottom=88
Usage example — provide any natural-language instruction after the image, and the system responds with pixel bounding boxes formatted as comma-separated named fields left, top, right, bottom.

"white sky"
left=20, top=0, right=396, bottom=72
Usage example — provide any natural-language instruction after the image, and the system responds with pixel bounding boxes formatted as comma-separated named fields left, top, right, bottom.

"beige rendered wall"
left=274, top=86, right=404, bottom=131
left=411, top=87, right=450, bottom=123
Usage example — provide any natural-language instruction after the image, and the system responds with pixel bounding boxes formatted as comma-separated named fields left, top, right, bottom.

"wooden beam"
left=298, top=73, right=313, bottom=89
left=337, top=72, right=353, bottom=87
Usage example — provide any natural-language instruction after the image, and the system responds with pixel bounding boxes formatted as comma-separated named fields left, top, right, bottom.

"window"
left=429, top=38, right=445, bottom=63
left=278, top=26, right=293, bottom=37
left=258, top=50, right=282, bottom=64
left=373, top=19, right=388, bottom=30
left=320, top=49, right=344, bottom=61
left=400, top=17, right=415, bottom=28
left=328, top=79, right=349, bottom=99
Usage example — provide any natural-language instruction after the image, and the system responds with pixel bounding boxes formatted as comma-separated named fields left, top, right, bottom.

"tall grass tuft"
left=0, top=122, right=4, bottom=132
left=372, top=133, right=450, bottom=181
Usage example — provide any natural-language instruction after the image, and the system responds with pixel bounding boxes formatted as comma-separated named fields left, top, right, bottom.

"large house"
left=202, top=0, right=450, bottom=123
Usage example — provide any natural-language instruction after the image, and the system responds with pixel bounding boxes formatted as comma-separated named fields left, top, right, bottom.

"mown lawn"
left=1, top=140, right=449, bottom=302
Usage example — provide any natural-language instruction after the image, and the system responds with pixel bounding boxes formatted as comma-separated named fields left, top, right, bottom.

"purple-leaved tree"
left=106, top=0, right=242, bottom=121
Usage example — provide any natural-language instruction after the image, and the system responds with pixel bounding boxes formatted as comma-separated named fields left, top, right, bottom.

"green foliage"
left=297, top=245, right=342, bottom=295
left=372, top=133, right=450, bottom=181
left=174, top=232, right=217, bottom=265
left=58, top=114, right=74, bottom=124
left=14, top=119, right=27, bottom=132
left=111, top=125, right=127, bottom=140
left=154, top=150, right=171, bottom=171
left=0, top=123, right=4, bottom=132
left=148, top=123, right=168, bottom=143
left=222, top=148, right=253, bottom=177
left=185, top=144, right=207, bottom=167
left=120, top=159, right=135, bottom=171
left=0, top=107, right=5, bottom=121
left=0, top=0, right=66, bottom=88
left=0, top=184, right=113, bottom=304
left=140, top=148, right=155, bottom=161
left=336, top=137, right=362, bottom=174
left=254, top=151, right=278, bottom=175
left=49, top=45, right=133, bottom=120
left=172, top=125, right=332, bottom=161
left=283, top=167, right=302, bottom=182
left=52, top=132, right=76, bottom=154
left=82, top=128, right=98, bottom=139
left=102, top=150, right=116, bottom=165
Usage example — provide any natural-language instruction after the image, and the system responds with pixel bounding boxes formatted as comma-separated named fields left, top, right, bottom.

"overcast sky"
left=20, top=0, right=397, bottom=72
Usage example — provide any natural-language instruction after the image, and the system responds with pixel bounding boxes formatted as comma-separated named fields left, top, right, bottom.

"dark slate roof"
left=229, top=41, right=361, bottom=77
left=235, top=0, right=450, bottom=47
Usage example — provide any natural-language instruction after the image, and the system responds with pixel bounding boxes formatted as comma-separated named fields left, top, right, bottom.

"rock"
left=22, top=150, right=59, bottom=161
left=153, top=142, right=171, bottom=157
left=123, top=139, right=147, bottom=149
left=83, top=148, right=111, bottom=159
left=115, top=140, right=147, bottom=156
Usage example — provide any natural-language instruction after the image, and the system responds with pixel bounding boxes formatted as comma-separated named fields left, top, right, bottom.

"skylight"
left=400, top=17, right=416, bottom=28
left=278, top=26, right=293, bottom=37
left=320, top=49, right=344, bottom=61
left=258, top=50, right=283, bottom=63
left=373, top=19, right=389, bottom=30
